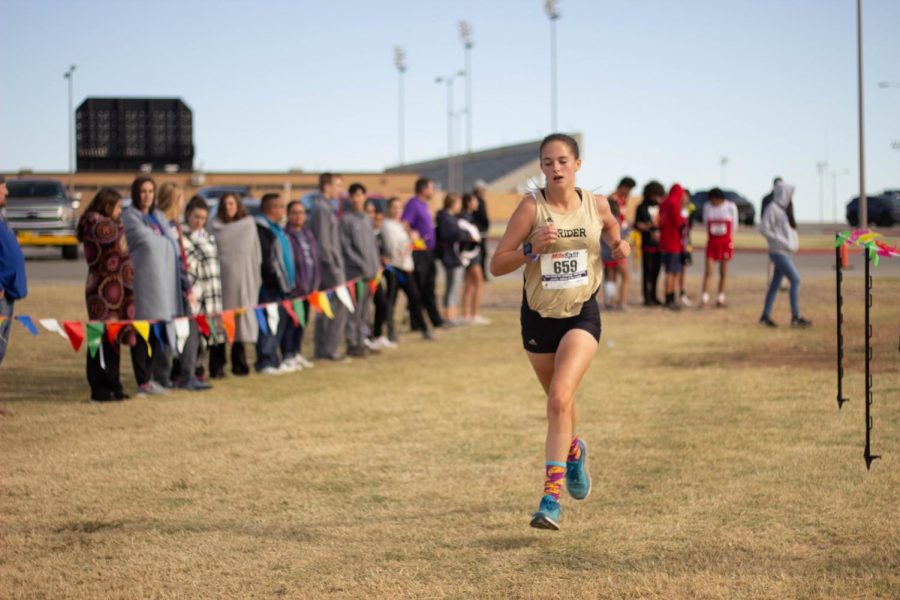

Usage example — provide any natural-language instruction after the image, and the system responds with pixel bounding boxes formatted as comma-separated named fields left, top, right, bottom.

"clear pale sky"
left=2, top=0, right=899, bottom=222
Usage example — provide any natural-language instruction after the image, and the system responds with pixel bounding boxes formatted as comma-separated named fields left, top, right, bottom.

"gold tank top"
left=523, top=188, right=603, bottom=318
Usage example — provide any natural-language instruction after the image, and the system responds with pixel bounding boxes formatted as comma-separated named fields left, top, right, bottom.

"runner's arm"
left=490, top=195, right=543, bottom=277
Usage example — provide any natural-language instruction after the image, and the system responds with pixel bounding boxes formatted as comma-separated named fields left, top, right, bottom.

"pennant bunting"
left=348, top=281, right=357, bottom=306
left=368, top=278, right=378, bottom=296
left=15, top=315, right=39, bottom=336
left=86, top=321, right=104, bottom=358
left=63, top=321, right=85, bottom=352
left=293, top=299, right=306, bottom=328
left=195, top=314, right=211, bottom=338
left=282, top=300, right=299, bottom=327
left=39, top=318, right=70, bottom=340
left=222, top=310, right=236, bottom=344
left=255, top=307, right=270, bottom=336
left=173, top=318, right=190, bottom=354
left=319, top=292, right=334, bottom=319
left=356, top=279, right=366, bottom=303
left=105, top=322, right=125, bottom=344
left=308, top=293, right=323, bottom=314
left=265, top=303, right=280, bottom=334
left=335, top=285, right=354, bottom=313
left=134, top=321, right=152, bottom=357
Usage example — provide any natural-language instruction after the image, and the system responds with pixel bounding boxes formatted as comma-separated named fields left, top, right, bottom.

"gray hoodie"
left=759, top=182, right=799, bottom=255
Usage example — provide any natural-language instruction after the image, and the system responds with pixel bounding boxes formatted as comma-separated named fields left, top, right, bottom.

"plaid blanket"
left=182, top=226, right=224, bottom=337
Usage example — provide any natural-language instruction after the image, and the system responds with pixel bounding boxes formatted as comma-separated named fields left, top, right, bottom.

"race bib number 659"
left=540, top=249, right=588, bottom=289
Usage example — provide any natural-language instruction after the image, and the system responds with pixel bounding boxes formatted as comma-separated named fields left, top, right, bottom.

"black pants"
left=413, top=250, right=443, bottom=328
left=86, top=336, right=127, bottom=399
left=255, top=288, right=288, bottom=371
left=281, top=299, right=309, bottom=357
left=479, top=236, right=489, bottom=281
left=642, top=251, right=662, bottom=304
left=231, top=342, right=250, bottom=375
left=208, top=343, right=227, bottom=378
left=169, top=319, right=201, bottom=384
left=372, top=275, right=389, bottom=338
left=131, top=333, right=171, bottom=386
left=385, top=267, right=427, bottom=337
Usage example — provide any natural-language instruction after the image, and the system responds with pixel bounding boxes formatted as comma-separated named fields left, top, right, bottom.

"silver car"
left=3, top=179, right=80, bottom=259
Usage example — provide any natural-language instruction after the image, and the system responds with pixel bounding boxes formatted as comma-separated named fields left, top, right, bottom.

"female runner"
left=490, top=134, right=630, bottom=530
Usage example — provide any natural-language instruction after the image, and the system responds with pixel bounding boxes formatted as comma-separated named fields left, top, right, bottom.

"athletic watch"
left=522, top=242, right=539, bottom=262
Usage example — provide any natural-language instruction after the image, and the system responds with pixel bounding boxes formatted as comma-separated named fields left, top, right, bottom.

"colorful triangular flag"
left=63, top=321, right=85, bottom=352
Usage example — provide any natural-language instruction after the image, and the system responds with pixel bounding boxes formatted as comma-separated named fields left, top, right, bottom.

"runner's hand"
left=532, top=223, right=558, bottom=254
left=611, top=239, right=631, bottom=260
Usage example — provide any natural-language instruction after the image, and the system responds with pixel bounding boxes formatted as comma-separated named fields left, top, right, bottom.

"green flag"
left=294, top=299, right=306, bottom=329
left=86, top=322, right=104, bottom=358
left=356, top=279, right=366, bottom=303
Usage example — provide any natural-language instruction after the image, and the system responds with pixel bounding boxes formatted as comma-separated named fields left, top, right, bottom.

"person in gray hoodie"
left=308, top=173, right=348, bottom=360
left=340, top=183, right=382, bottom=357
left=758, top=181, right=811, bottom=328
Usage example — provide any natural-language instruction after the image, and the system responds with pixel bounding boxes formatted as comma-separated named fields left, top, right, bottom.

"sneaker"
left=529, top=495, right=561, bottom=531
left=680, top=294, right=693, bottom=307
left=278, top=361, right=299, bottom=374
left=791, top=316, right=812, bottom=328
left=758, top=316, right=777, bottom=328
left=472, top=315, right=492, bottom=325
left=422, top=329, right=435, bottom=341
left=178, top=377, right=213, bottom=391
left=566, top=439, right=591, bottom=500
left=260, top=366, right=283, bottom=375
left=664, top=302, right=682, bottom=311
left=377, top=336, right=398, bottom=349
left=295, top=355, right=315, bottom=369
left=137, top=381, right=168, bottom=396
left=363, top=337, right=381, bottom=352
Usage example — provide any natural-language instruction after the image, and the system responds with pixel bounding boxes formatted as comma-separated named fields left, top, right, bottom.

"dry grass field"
left=1, top=267, right=898, bottom=598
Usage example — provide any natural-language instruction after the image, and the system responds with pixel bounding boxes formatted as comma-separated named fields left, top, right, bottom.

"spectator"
left=255, top=193, right=296, bottom=374
left=402, top=178, right=445, bottom=329
left=340, top=183, right=382, bottom=357
left=607, top=176, right=636, bottom=309
left=380, top=197, right=431, bottom=341
left=762, top=177, right=784, bottom=288
left=308, top=172, right=348, bottom=361
left=601, top=198, right=622, bottom=309
left=0, top=174, right=26, bottom=368
left=459, top=193, right=488, bottom=324
left=209, top=192, right=262, bottom=376
left=76, top=188, right=135, bottom=401
left=435, top=193, right=471, bottom=324
left=283, top=200, right=320, bottom=370
left=659, top=183, right=687, bottom=310
left=758, top=182, right=811, bottom=328
left=471, top=180, right=491, bottom=280
left=677, top=189, right=695, bottom=306
left=156, top=183, right=210, bottom=391
left=700, top=187, right=738, bottom=308
left=634, top=180, right=665, bottom=306
left=369, top=202, right=397, bottom=349
left=182, top=196, right=226, bottom=378
left=122, top=176, right=180, bottom=396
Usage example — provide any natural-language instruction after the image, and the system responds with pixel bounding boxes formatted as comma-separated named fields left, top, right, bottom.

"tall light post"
left=831, top=168, right=850, bottom=224
left=816, top=160, right=829, bottom=222
left=436, top=71, right=465, bottom=191
left=720, top=156, right=729, bottom=186
left=544, top=0, right=560, bottom=132
left=856, top=0, right=867, bottom=228
left=63, top=64, right=76, bottom=198
left=459, top=20, right=473, bottom=155
left=892, top=141, right=900, bottom=186
left=394, top=47, right=407, bottom=165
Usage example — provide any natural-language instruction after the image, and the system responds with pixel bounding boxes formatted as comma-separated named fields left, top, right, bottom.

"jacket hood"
left=772, top=182, right=794, bottom=209
left=664, top=184, right=684, bottom=211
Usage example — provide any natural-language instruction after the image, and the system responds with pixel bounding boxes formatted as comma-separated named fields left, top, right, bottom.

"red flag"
left=222, top=310, right=236, bottom=344
left=106, top=322, right=125, bottom=344
left=348, top=281, right=357, bottom=306
left=840, top=242, right=849, bottom=269
left=281, top=300, right=299, bottom=327
left=195, top=314, right=211, bottom=338
left=368, top=278, right=378, bottom=296
left=63, top=321, right=85, bottom=352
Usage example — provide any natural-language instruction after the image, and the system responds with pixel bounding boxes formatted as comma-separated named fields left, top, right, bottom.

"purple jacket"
left=401, top=196, right=435, bottom=250
left=287, top=226, right=321, bottom=296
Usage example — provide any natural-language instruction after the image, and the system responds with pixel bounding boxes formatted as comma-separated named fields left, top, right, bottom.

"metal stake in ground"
left=863, top=248, right=880, bottom=470
left=836, top=238, right=848, bottom=409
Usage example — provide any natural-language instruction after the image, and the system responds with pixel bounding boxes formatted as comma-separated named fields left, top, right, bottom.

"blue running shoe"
left=566, top=439, right=591, bottom=500
left=529, top=495, right=561, bottom=530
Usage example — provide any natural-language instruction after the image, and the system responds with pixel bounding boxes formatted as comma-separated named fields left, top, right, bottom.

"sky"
left=2, top=0, right=899, bottom=222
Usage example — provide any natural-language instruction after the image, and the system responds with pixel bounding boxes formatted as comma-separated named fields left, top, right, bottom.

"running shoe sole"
left=530, top=512, right=560, bottom=531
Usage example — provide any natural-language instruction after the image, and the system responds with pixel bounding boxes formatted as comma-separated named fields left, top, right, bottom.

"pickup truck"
left=3, top=178, right=80, bottom=259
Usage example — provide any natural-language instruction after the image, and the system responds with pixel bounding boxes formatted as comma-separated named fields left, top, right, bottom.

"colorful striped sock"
left=543, top=462, right=567, bottom=501
left=567, top=436, right=581, bottom=462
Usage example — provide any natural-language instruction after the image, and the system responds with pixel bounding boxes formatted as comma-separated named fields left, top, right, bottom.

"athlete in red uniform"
left=700, top=188, right=738, bottom=307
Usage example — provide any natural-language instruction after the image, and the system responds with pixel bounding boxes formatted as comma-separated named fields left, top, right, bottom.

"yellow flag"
left=319, top=292, right=334, bottom=319
left=134, top=321, right=152, bottom=357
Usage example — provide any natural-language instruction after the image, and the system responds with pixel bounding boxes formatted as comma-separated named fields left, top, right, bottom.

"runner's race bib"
left=540, top=249, right=588, bottom=289
left=709, top=222, right=728, bottom=236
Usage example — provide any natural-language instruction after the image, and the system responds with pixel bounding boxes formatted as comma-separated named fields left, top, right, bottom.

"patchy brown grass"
left=1, top=269, right=898, bottom=599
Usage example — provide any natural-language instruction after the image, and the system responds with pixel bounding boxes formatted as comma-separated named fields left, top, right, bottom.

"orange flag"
left=840, top=241, right=849, bottom=269
left=106, top=322, right=125, bottom=344
left=308, top=293, right=323, bottom=314
left=222, top=310, right=236, bottom=344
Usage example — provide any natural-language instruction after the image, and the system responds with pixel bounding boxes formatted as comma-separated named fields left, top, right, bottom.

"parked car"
left=3, top=178, right=80, bottom=259
left=688, top=189, right=756, bottom=226
left=846, top=190, right=900, bottom=227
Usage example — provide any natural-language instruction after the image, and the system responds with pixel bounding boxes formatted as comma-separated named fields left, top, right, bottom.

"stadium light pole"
left=831, top=168, right=850, bottom=224
left=545, top=0, right=560, bottom=132
left=63, top=64, right=76, bottom=197
left=816, top=160, right=829, bottom=222
left=892, top=141, right=900, bottom=187
left=459, top=20, right=473, bottom=155
left=856, top=0, right=867, bottom=228
left=436, top=71, right=465, bottom=191
left=394, top=47, right=407, bottom=165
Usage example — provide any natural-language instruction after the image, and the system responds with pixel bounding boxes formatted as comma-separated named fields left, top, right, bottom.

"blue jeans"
left=763, top=253, right=801, bottom=320
left=0, top=296, right=13, bottom=367
left=255, top=288, right=288, bottom=371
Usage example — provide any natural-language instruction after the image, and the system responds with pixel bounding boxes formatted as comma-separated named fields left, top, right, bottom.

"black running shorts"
left=520, top=291, right=602, bottom=354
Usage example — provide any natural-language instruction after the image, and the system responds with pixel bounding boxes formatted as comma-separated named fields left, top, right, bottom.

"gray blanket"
left=210, top=216, right=261, bottom=343
left=122, top=207, right=181, bottom=321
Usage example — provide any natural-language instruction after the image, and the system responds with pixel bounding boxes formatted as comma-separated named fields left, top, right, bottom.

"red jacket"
left=659, top=184, right=686, bottom=253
